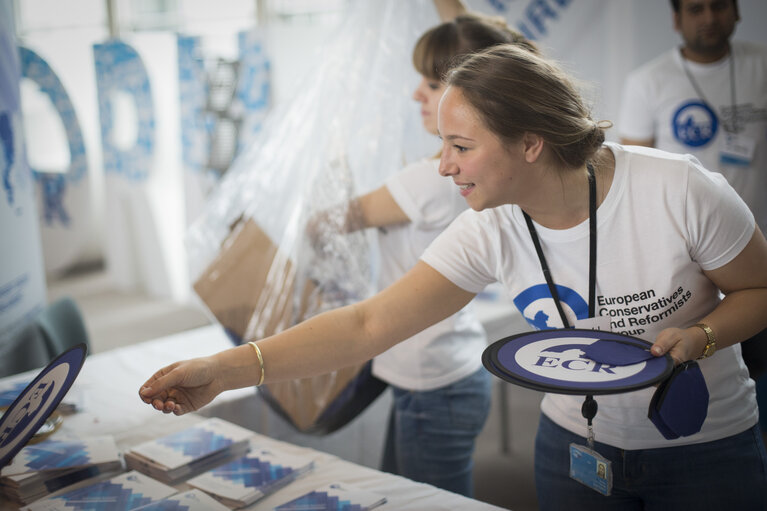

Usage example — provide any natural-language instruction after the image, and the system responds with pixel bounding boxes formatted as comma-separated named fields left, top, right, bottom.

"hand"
left=305, top=213, right=330, bottom=252
left=138, top=357, right=222, bottom=415
left=651, top=327, right=706, bottom=365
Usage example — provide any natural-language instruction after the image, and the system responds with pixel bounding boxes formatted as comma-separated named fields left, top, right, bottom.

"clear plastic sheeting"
left=188, top=0, right=442, bottom=432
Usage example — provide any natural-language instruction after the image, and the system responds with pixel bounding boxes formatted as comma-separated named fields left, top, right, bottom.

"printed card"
left=2, top=436, right=120, bottom=476
left=274, top=482, right=387, bottom=511
left=134, top=489, right=230, bottom=511
left=188, top=447, right=314, bottom=508
left=21, top=470, right=176, bottom=511
left=125, top=417, right=253, bottom=473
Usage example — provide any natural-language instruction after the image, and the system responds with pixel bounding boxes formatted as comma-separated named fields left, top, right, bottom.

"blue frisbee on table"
left=482, top=329, right=673, bottom=396
left=0, top=343, right=87, bottom=468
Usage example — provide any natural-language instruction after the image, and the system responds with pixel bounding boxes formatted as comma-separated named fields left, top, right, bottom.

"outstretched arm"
left=305, top=185, right=409, bottom=248
left=652, top=226, right=767, bottom=363
left=354, top=186, right=409, bottom=229
left=139, top=261, right=476, bottom=414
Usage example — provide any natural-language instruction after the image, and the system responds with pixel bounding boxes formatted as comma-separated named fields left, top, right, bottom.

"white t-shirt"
left=372, top=158, right=486, bottom=391
left=422, top=143, right=758, bottom=450
left=618, top=41, right=767, bottom=232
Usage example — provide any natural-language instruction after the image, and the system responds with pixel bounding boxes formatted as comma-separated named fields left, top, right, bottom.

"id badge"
left=572, top=316, right=612, bottom=332
left=719, top=132, right=756, bottom=167
left=569, top=443, right=612, bottom=496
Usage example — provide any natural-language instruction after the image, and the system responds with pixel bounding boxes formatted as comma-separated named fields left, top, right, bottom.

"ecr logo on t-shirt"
left=672, top=100, right=718, bottom=148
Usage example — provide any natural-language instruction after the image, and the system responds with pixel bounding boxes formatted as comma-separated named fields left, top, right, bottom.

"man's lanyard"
left=681, top=49, right=738, bottom=132
left=522, top=163, right=597, bottom=328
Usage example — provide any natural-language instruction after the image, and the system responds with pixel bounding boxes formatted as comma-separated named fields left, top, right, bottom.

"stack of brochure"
left=274, top=482, right=387, bottom=511
left=0, top=436, right=123, bottom=505
left=187, top=446, right=315, bottom=508
left=123, top=417, right=253, bottom=484
left=20, top=470, right=177, bottom=511
left=134, top=489, right=230, bottom=511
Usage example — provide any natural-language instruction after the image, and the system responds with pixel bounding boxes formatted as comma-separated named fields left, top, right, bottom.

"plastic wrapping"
left=188, top=0, right=441, bottom=433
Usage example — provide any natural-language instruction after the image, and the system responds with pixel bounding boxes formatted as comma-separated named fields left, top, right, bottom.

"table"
left=0, top=323, right=511, bottom=510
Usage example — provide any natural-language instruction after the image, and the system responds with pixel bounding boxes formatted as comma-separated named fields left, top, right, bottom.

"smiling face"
left=413, top=75, right=446, bottom=135
left=437, top=86, right=533, bottom=211
left=674, top=0, right=739, bottom=62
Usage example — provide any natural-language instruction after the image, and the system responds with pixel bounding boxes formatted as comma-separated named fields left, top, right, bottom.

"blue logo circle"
left=672, top=100, right=718, bottom=148
left=513, top=284, right=588, bottom=330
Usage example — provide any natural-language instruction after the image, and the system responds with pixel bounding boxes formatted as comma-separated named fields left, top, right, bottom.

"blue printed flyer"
left=2, top=436, right=121, bottom=476
left=187, top=446, right=314, bottom=508
left=133, top=489, right=229, bottom=511
left=274, top=482, right=387, bottom=511
left=123, top=418, right=253, bottom=483
left=1, top=436, right=123, bottom=505
left=20, top=470, right=176, bottom=511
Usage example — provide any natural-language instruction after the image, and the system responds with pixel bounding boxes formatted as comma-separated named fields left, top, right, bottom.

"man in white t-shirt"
left=618, top=0, right=767, bottom=233
left=618, top=0, right=767, bottom=441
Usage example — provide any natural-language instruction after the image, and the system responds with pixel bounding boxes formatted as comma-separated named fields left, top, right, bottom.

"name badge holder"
left=720, top=131, right=756, bottom=167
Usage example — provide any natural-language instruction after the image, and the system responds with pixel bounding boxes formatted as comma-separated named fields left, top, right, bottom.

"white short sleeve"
left=385, top=158, right=467, bottom=230
left=684, top=155, right=755, bottom=270
left=420, top=209, right=503, bottom=293
left=618, top=68, right=656, bottom=141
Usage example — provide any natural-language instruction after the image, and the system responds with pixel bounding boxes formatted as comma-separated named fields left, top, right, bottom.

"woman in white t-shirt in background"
left=141, top=44, right=767, bottom=509
left=307, top=6, right=537, bottom=496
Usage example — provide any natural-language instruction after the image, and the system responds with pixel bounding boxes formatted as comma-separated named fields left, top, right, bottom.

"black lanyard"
left=523, top=163, right=597, bottom=328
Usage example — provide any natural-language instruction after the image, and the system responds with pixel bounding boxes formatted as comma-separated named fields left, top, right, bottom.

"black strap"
left=523, top=163, right=597, bottom=328
left=588, top=164, right=597, bottom=318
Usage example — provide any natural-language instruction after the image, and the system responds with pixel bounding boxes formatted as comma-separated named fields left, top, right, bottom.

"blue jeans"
left=757, top=374, right=767, bottom=431
left=381, top=368, right=491, bottom=497
left=535, top=413, right=767, bottom=510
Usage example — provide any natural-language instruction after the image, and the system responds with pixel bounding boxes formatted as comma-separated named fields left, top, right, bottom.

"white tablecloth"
left=0, top=324, right=511, bottom=510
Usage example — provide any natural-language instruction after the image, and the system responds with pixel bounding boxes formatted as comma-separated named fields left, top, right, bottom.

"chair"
left=0, top=321, right=51, bottom=378
left=34, top=296, right=91, bottom=359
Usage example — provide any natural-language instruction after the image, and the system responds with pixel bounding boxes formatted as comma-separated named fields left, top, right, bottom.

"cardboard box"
left=193, top=217, right=385, bottom=433
left=193, top=218, right=305, bottom=341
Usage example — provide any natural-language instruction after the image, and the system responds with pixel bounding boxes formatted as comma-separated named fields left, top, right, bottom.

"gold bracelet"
left=694, top=323, right=717, bottom=359
left=247, top=341, right=265, bottom=386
